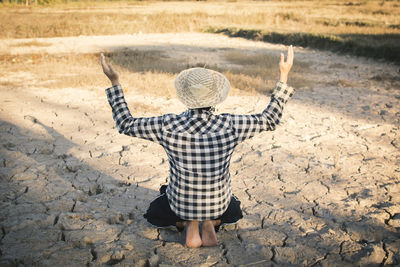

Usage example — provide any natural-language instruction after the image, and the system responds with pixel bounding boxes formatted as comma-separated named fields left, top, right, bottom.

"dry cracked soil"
left=0, top=33, right=399, bottom=266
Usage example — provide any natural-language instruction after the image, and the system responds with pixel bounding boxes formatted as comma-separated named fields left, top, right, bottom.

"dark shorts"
left=144, top=185, right=243, bottom=232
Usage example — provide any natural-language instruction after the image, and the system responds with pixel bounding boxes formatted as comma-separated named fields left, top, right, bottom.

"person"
left=100, top=45, right=294, bottom=248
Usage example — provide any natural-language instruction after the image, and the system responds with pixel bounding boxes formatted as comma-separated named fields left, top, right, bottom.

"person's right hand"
left=279, top=45, right=294, bottom=84
left=100, top=53, right=120, bottom=86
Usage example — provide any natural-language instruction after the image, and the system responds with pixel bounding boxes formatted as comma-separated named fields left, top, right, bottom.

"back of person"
left=162, top=108, right=237, bottom=221
left=100, top=45, right=294, bottom=248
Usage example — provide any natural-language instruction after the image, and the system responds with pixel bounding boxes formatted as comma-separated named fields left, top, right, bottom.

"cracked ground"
left=0, top=33, right=399, bottom=266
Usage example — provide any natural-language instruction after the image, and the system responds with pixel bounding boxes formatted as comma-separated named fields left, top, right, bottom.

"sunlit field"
left=1, top=0, right=399, bottom=96
left=2, top=1, right=399, bottom=37
left=0, top=47, right=313, bottom=100
left=1, top=0, right=400, bottom=62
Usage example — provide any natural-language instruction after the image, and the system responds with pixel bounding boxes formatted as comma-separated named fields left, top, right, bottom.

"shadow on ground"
left=1, top=114, right=399, bottom=266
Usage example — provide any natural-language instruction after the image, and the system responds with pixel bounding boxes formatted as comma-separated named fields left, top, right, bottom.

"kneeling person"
left=100, top=46, right=294, bottom=248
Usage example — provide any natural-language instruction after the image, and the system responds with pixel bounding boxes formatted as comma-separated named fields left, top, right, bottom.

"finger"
left=280, top=53, right=284, bottom=64
left=109, top=63, right=116, bottom=74
left=100, top=53, right=108, bottom=72
left=100, top=53, right=105, bottom=66
left=288, top=45, right=294, bottom=65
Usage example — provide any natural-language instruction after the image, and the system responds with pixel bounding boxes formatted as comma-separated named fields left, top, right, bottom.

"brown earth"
left=0, top=33, right=399, bottom=266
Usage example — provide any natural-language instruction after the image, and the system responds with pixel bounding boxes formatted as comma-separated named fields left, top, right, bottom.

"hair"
left=190, top=107, right=214, bottom=112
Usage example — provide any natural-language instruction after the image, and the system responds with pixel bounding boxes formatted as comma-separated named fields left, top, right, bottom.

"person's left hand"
left=279, top=45, right=294, bottom=84
left=100, top=53, right=120, bottom=86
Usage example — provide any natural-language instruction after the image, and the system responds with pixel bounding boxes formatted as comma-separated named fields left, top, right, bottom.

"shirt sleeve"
left=230, top=81, right=295, bottom=142
left=105, top=85, right=163, bottom=144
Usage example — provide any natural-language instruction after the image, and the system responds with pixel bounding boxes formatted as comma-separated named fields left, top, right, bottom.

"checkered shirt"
left=106, top=81, right=294, bottom=221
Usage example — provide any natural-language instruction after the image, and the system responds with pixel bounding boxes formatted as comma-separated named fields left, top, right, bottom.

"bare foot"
left=201, top=220, right=219, bottom=247
left=185, top=221, right=202, bottom=248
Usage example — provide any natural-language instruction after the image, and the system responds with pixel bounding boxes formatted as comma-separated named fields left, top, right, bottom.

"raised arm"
left=230, top=46, right=295, bottom=142
left=100, top=53, right=163, bottom=144
left=101, top=53, right=120, bottom=87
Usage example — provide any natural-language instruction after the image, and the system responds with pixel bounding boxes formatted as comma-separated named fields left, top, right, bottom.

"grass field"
left=1, top=0, right=400, bottom=63
left=0, top=45, right=313, bottom=99
left=0, top=0, right=399, bottom=97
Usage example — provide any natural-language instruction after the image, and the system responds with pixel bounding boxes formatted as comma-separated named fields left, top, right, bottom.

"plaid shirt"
left=106, top=81, right=294, bottom=221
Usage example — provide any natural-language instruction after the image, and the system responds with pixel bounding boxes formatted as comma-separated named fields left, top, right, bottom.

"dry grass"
left=1, top=1, right=398, bottom=38
left=0, top=0, right=398, bottom=95
left=370, top=72, right=400, bottom=90
left=1, top=1, right=398, bottom=62
left=0, top=53, right=103, bottom=89
left=0, top=48, right=312, bottom=99
left=220, top=51, right=311, bottom=93
left=0, top=52, right=176, bottom=98
left=326, top=79, right=356, bottom=88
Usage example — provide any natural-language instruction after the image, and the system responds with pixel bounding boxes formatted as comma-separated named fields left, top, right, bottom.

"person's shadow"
left=0, top=116, right=180, bottom=265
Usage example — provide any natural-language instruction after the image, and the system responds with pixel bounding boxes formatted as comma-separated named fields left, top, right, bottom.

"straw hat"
left=175, top=68, right=230, bottom=109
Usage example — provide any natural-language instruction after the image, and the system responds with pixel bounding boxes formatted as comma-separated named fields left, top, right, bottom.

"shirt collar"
left=186, top=107, right=215, bottom=116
